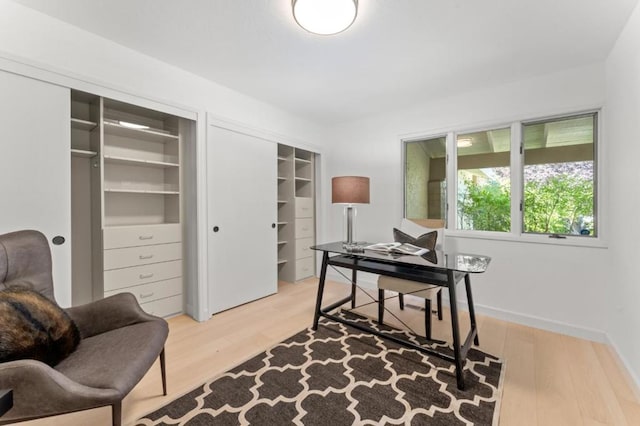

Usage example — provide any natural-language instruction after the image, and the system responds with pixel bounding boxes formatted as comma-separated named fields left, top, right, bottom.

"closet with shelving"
left=277, top=144, right=316, bottom=282
left=70, top=90, right=192, bottom=317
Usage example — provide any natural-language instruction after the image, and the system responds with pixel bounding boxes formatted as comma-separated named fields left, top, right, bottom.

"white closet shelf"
left=104, top=188, right=180, bottom=195
left=277, top=241, right=288, bottom=245
left=71, top=148, right=97, bottom=158
left=104, top=155, right=179, bottom=168
left=277, top=156, right=289, bottom=161
left=277, top=200, right=288, bottom=204
left=277, top=222, right=288, bottom=225
left=71, top=117, right=98, bottom=131
left=104, top=120, right=179, bottom=143
left=277, top=176, right=287, bottom=181
left=295, top=157, right=312, bottom=164
left=277, top=259, right=288, bottom=265
left=295, top=177, right=312, bottom=182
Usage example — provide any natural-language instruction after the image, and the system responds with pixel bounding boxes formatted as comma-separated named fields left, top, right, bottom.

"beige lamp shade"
left=332, top=176, right=370, bottom=204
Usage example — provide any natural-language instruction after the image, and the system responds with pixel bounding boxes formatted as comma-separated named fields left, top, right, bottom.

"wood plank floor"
left=18, top=279, right=640, bottom=426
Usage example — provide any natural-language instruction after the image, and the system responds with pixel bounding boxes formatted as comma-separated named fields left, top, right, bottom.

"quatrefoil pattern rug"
left=137, top=311, right=504, bottom=425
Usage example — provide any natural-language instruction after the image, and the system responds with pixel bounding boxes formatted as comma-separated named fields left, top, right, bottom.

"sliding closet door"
left=0, top=70, right=71, bottom=306
left=207, top=123, right=277, bottom=314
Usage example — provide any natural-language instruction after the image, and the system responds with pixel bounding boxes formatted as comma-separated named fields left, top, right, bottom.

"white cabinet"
left=103, top=223, right=181, bottom=249
left=103, top=231, right=183, bottom=316
left=295, top=197, right=313, bottom=218
left=295, top=237, right=314, bottom=260
left=102, top=98, right=181, bottom=227
left=0, top=70, right=72, bottom=307
left=277, top=145, right=316, bottom=282
left=70, top=91, right=191, bottom=317
left=0, top=71, right=194, bottom=316
left=207, top=122, right=278, bottom=314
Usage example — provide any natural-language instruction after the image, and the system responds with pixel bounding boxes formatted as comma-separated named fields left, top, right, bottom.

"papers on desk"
left=365, top=242, right=429, bottom=256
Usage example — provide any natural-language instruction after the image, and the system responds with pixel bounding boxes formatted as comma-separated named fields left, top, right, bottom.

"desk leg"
left=448, top=270, right=465, bottom=390
left=378, top=289, right=385, bottom=325
left=312, top=251, right=329, bottom=330
left=464, top=274, right=480, bottom=345
left=351, top=267, right=357, bottom=308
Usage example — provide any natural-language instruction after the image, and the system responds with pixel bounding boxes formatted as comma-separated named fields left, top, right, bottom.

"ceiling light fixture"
left=292, top=0, right=358, bottom=35
left=457, top=138, right=473, bottom=148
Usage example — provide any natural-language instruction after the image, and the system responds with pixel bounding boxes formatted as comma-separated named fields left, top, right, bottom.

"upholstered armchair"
left=0, top=230, right=169, bottom=426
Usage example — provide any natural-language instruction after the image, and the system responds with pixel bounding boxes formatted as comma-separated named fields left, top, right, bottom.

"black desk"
left=0, top=389, right=12, bottom=418
left=311, top=242, right=491, bottom=390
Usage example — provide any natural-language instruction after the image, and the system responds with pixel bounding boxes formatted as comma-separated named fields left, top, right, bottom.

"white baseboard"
left=459, top=301, right=608, bottom=343
left=605, top=335, right=640, bottom=401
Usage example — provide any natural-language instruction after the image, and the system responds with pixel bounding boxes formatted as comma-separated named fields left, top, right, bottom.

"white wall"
left=605, top=0, right=640, bottom=390
left=322, top=63, right=610, bottom=340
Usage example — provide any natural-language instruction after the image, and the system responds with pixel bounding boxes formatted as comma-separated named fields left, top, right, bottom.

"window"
left=403, top=111, right=599, bottom=240
left=404, top=136, right=446, bottom=221
left=522, top=113, right=597, bottom=237
left=456, top=127, right=511, bottom=232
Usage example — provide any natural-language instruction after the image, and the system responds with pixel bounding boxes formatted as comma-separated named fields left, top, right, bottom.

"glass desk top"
left=311, top=241, right=491, bottom=274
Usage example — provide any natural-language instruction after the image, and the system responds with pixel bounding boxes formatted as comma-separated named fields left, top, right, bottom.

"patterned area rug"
left=136, top=311, right=504, bottom=425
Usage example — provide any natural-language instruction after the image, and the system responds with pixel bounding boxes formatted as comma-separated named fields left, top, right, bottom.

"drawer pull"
left=140, top=292, right=154, bottom=299
left=139, top=273, right=154, bottom=279
left=139, top=254, right=154, bottom=260
left=139, top=235, right=154, bottom=240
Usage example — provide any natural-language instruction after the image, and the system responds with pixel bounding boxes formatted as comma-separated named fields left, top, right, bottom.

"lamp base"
left=343, top=205, right=357, bottom=245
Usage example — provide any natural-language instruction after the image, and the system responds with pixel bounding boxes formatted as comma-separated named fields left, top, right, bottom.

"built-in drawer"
left=103, top=243, right=182, bottom=270
left=104, top=277, right=182, bottom=305
left=295, top=237, right=314, bottom=260
left=295, top=197, right=314, bottom=218
left=103, top=224, right=181, bottom=249
left=141, top=294, right=183, bottom=317
left=295, top=218, right=314, bottom=239
left=295, top=256, right=314, bottom=281
left=104, top=260, right=182, bottom=292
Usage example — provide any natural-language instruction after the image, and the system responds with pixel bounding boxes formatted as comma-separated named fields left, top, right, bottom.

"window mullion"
left=510, top=122, right=523, bottom=236
left=446, top=131, right=456, bottom=229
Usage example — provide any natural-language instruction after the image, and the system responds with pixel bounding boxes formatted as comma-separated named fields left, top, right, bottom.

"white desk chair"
left=377, top=219, right=444, bottom=340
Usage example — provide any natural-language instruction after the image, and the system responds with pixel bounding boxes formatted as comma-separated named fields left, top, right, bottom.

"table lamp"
left=332, top=176, right=370, bottom=249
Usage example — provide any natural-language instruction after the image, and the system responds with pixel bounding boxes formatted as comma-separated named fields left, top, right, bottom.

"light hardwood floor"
left=17, top=279, right=640, bottom=426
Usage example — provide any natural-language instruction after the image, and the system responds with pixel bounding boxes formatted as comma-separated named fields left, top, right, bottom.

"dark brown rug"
left=136, top=311, right=504, bottom=425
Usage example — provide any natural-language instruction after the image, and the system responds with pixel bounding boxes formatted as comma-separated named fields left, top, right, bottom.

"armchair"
left=0, top=230, right=168, bottom=426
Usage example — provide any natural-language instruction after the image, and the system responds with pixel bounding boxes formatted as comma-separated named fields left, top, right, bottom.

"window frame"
left=401, top=109, right=605, bottom=248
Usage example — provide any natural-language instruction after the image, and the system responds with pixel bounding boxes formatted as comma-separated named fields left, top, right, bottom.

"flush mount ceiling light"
left=292, top=0, right=358, bottom=35
left=457, top=138, right=473, bottom=148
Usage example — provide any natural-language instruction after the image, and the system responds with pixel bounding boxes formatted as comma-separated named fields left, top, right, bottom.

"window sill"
left=444, top=229, right=608, bottom=249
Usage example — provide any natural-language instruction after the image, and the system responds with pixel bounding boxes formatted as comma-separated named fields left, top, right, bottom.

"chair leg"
left=398, top=293, right=405, bottom=310
left=160, top=348, right=167, bottom=396
left=112, top=402, right=122, bottom=426
left=437, top=290, right=443, bottom=320
left=425, top=299, right=432, bottom=340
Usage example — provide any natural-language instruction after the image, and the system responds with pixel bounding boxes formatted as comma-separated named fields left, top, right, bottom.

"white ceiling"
left=13, top=0, right=639, bottom=125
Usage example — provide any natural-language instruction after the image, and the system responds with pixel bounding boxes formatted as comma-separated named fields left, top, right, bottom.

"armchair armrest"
left=65, top=292, right=164, bottom=339
left=0, top=359, right=118, bottom=423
